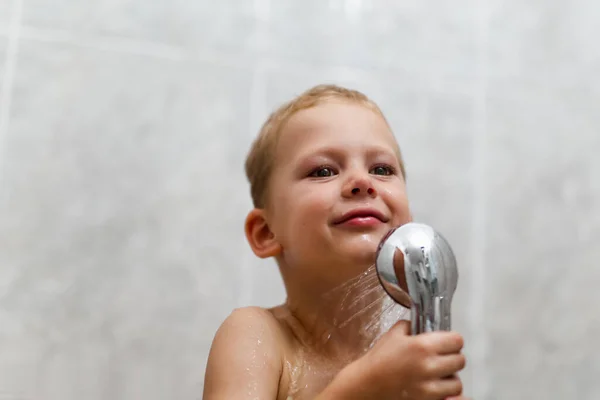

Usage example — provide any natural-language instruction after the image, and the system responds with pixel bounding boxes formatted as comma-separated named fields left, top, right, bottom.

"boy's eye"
left=310, top=166, right=337, bottom=178
left=371, top=165, right=394, bottom=176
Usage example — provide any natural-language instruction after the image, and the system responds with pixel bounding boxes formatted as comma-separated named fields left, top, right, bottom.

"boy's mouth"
left=332, top=208, right=389, bottom=226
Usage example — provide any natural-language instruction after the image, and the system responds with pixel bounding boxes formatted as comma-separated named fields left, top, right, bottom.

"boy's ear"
left=244, top=209, right=282, bottom=258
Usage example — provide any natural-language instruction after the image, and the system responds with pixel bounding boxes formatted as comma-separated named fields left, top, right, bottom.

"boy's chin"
left=336, top=239, right=382, bottom=265
left=341, top=231, right=386, bottom=250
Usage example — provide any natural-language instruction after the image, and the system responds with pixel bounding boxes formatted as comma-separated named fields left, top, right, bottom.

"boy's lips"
left=332, top=208, right=389, bottom=225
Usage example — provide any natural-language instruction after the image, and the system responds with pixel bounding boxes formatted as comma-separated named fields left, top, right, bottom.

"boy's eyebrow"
left=364, top=146, right=398, bottom=159
left=295, top=145, right=398, bottom=163
left=300, top=146, right=343, bottom=160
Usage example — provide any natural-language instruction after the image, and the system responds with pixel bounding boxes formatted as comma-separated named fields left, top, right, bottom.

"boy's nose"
left=342, top=176, right=377, bottom=198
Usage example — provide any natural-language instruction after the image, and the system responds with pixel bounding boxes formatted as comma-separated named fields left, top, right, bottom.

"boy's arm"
left=203, top=307, right=283, bottom=400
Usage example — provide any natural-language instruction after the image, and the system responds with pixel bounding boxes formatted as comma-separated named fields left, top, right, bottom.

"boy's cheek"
left=291, top=195, right=333, bottom=218
left=391, top=212, right=412, bottom=228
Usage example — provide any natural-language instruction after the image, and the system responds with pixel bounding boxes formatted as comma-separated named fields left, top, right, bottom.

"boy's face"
left=266, top=101, right=411, bottom=284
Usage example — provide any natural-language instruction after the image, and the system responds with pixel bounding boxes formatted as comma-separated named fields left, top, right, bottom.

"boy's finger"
left=421, top=331, right=464, bottom=354
left=424, top=375, right=463, bottom=398
left=428, top=354, right=466, bottom=378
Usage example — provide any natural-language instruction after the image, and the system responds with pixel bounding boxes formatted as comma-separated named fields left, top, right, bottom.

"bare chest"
left=281, top=353, right=345, bottom=400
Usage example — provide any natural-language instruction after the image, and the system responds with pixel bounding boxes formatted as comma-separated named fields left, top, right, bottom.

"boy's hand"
left=328, top=320, right=466, bottom=400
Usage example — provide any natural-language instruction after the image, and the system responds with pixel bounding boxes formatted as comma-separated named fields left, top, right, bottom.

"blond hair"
left=245, top=84, right=406, bottom=208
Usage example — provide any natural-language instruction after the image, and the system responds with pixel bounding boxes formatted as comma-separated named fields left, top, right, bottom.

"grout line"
left=13, top=25, right=460, bottom=84
left=470, top=0, right=489, bottom=398
left=237, top=67, right=264, bottom=307
left=0, top=0, right=23, bottom=199
left=237, top=0, right=271, bottom=308
left=19, top=25, right=191, bottom=62
left=248, top=63, right=268, bottom=139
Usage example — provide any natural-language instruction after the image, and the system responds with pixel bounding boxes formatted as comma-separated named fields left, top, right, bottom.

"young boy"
left=203, top=85, right=467, bottom=400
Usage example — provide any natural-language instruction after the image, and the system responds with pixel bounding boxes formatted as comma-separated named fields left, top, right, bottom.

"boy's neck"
left=280, top=265, right=402, bottom=361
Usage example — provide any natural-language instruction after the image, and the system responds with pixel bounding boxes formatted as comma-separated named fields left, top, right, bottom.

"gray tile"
left=244, top=255, right=286, bottom=308
left=487, top=0, right=600, bottom=83
left=0, top=38, right=5, bottom=95
left=0, top=41, right=253, bottom=399
left=21, top=0, right=259, bottom=56
left=20, top=1, right=479, bottom=74
left=261, top=65, right=478, bottom=393
left=484, top=87, right=600, bottom=400
left=0, top=0, right=12, bottom=30
left=484, top=2, right=600, bottom=397
left=262, top=0, right=478, bottom=72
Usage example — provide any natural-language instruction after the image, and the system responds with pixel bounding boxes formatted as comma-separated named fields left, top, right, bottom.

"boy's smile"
left=263, top=100, right=411, bottom=287
left=331, top=206, right=389, bottom=228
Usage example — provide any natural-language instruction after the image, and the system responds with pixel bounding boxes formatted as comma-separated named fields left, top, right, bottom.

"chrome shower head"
left=375, top=222, right=458, bottom=334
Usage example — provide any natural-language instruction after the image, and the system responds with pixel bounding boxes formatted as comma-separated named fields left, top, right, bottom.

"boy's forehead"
left=277, top=102, right=399, bottom=156
left=286, top=101, right=384, bottom=129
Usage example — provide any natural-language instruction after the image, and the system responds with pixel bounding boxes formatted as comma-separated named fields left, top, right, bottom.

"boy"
left=203, top=85, right=467, bottom=399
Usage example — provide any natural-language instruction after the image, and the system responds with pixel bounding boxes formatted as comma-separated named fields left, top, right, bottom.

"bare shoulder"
left=219, top=306, right=286, bottom=336
left=203, top=306, right=287, bottom=400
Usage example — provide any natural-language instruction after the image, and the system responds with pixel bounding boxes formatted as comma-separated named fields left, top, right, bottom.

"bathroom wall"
left=0, top=1, right=598, bottom=399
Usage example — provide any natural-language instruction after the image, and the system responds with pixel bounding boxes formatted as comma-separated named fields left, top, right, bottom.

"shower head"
left=375, top=222, right=458, bottom=334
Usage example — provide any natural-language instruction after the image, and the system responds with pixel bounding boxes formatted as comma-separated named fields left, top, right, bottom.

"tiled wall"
left=0, top=1, right=598, bottom=399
